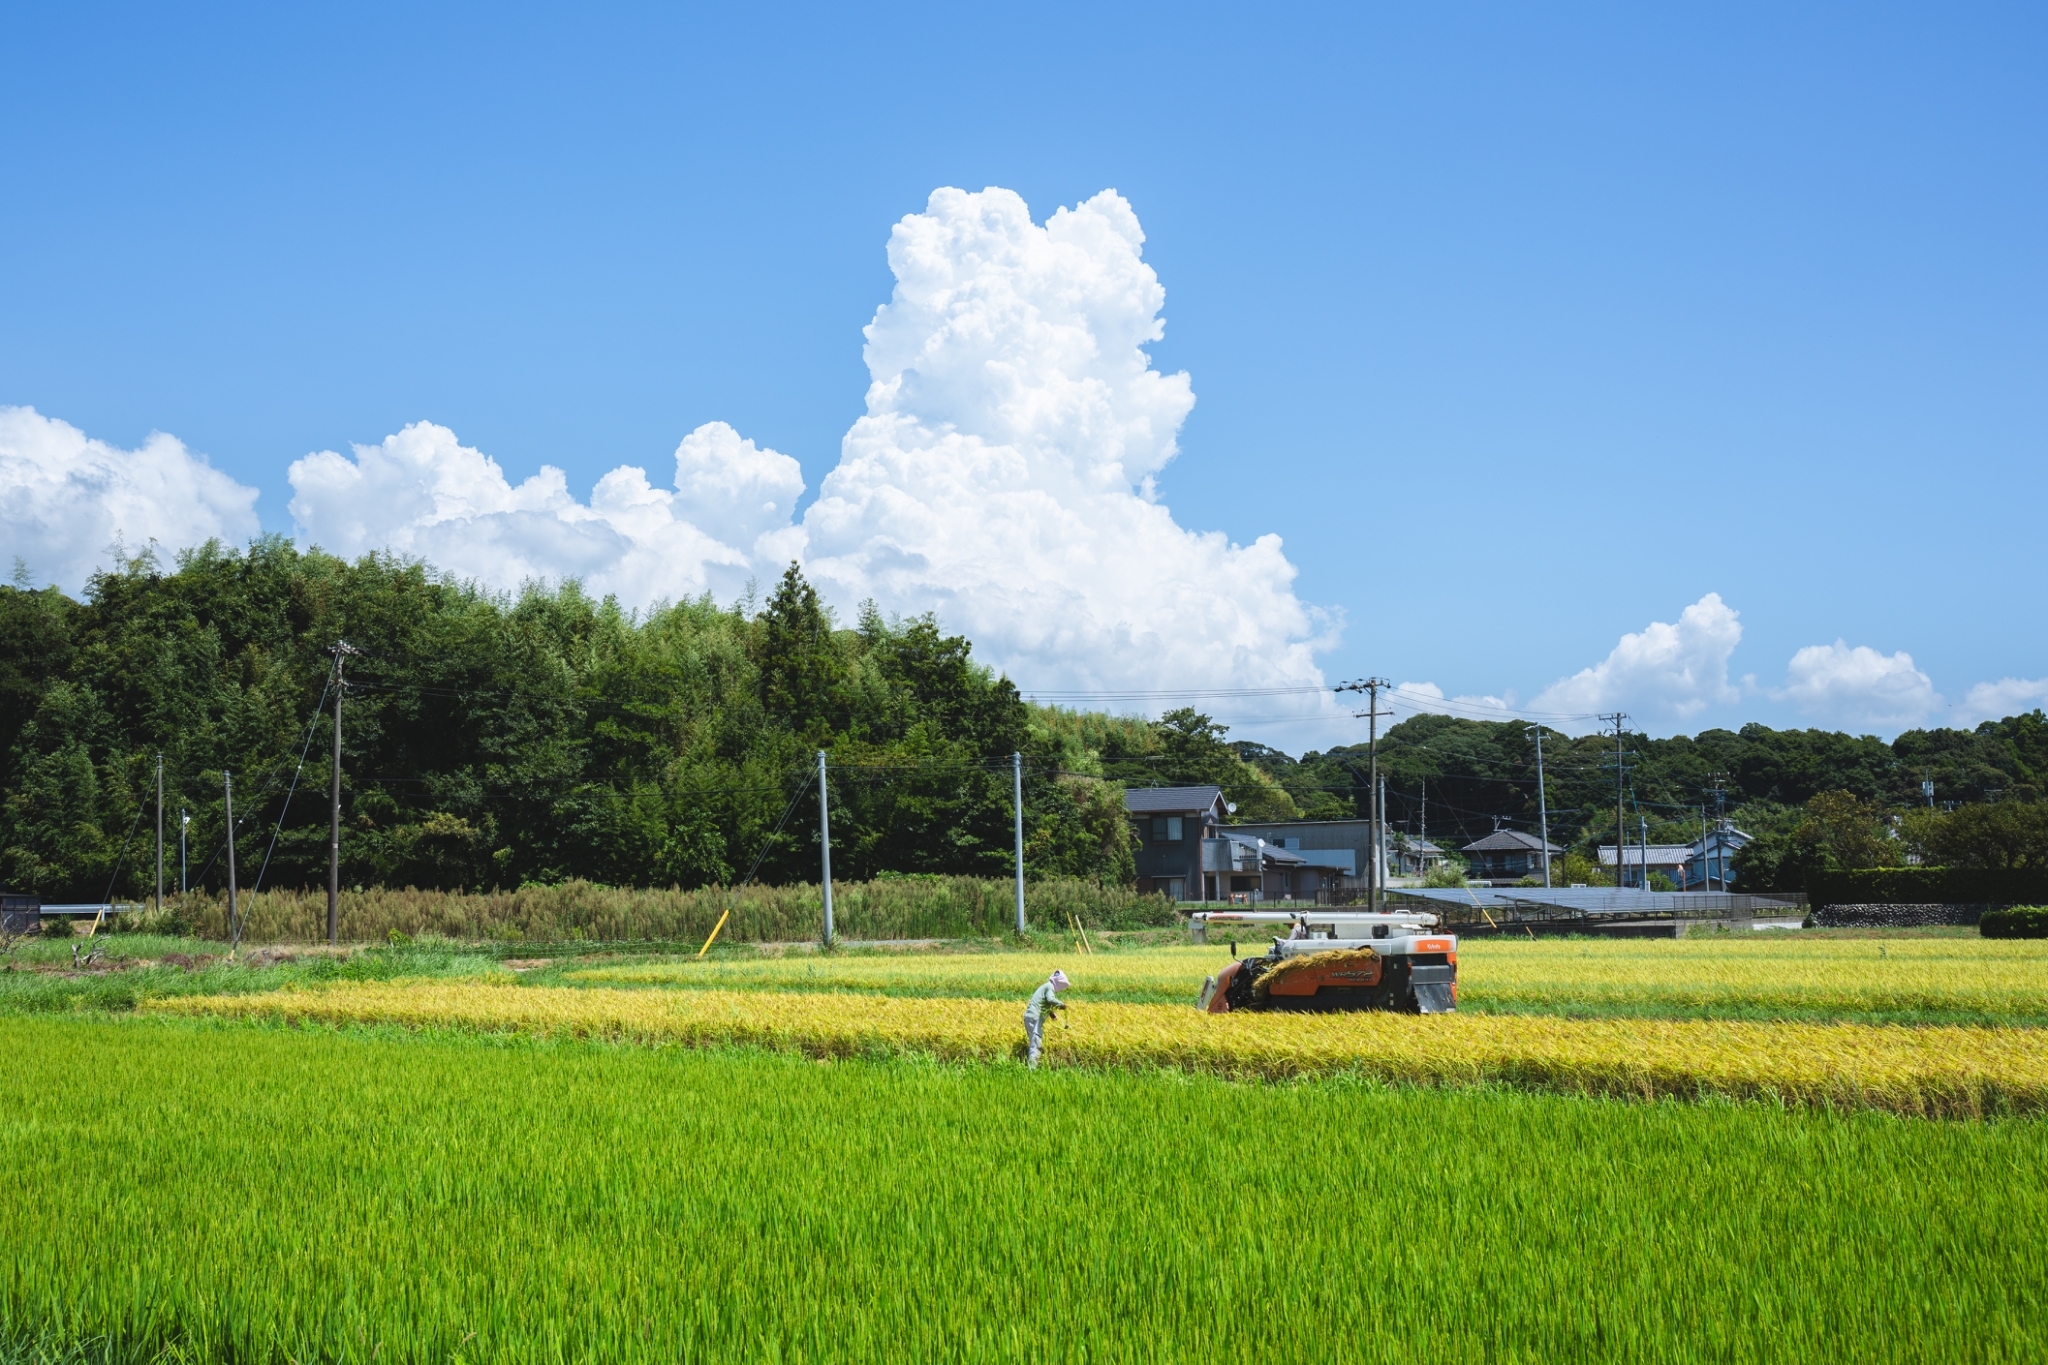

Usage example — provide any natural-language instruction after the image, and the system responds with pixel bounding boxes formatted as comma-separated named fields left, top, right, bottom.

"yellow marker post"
left=697, top=905, right=733, bottom=959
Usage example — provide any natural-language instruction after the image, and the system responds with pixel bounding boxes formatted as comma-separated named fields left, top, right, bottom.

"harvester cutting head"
left=1193, top=911, right=1458, bottom=1015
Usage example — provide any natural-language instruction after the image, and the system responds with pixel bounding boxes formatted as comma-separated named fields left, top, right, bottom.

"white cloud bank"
left=1772, top=640, right=1941, bottom=731
left=1529, top=593, right=1744, bottom=730
left=0, top=406, right=260, bottom=593
left=280, top=186, right=1339, bottom=721
left=286, top=419, right=804, bottom=606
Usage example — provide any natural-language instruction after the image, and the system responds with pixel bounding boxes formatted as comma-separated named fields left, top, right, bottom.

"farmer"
left=1023, top=969, right=1071, bottom=1069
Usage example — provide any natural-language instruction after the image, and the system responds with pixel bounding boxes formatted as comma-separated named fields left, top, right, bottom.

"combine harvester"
left=1192, top=909, right=1457, bottom=1015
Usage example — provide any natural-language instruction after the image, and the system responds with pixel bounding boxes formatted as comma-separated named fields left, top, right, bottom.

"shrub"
left=1981, top=907, right=2048, bottom=940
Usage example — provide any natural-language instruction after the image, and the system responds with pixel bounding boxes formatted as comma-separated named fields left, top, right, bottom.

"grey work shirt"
left=1024, top=980, right=1066, bottom=1022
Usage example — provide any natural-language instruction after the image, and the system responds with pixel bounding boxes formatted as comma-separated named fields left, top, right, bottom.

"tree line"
left=6, top=539, right=2042, bottom=900
left=0, top=542, right=1135, bottom=901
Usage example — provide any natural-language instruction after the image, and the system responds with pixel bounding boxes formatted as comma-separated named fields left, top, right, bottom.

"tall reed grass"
left=159, top=876, right=1173, bottom=944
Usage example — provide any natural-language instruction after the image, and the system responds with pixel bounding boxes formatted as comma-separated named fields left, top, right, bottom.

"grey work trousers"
left=1024, top=1014, right=1044, bottom=1068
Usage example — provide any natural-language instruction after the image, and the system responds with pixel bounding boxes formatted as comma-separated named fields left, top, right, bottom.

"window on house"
left=1151, top=816, right=1184, bottom=842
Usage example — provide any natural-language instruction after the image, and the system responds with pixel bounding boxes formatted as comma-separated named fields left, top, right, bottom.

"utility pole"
left=1603, top=714, right=1629, bottom=888
left=1705, top=771, right=1728, bottom=889
left=180, top=809, right=189, bottom=894
left=1639, top=814, right=1650, bottom=892
left=1379, top=774, right=1388, bottom=887
left=817, top=750, right=834, bottom=947
left=327, top=641, right=356, bottom=947
left=1013, top=752, right=1027, bottom=935
left=155, top=753, right=164, bottom=915
left=224, top=771, right=239, bottom=957
left=1699, top=805, right=1710, bottom=892
left=1533, top=726, right=1552, bottom=889
left=1419, top=776, right=1427, bottom=847
left=1337, top=679, right=1392, bottom=912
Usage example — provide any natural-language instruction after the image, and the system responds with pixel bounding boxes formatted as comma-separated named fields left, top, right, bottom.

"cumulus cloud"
left=1530, top=593, right=1744, bottom=729
left=1391, top=681, right=1517, bottom=720
left=1771, top=640, right=1941, bottom=730
left=0, top=405, right=260, bottom=593
left=275, top=186, right=1338, bottom=731
left=799, top=186, right=1334, bottom=707
left=286, top=419, right=803, bottom=606
left=1956, top=677, right=2048, bottom=727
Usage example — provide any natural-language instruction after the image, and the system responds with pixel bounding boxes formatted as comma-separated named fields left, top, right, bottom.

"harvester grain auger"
left=1193, top=911, right=1458, bottom=1014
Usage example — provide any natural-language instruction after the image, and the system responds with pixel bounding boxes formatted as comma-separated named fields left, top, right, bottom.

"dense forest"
left=0, top=541, right=1138, bottom=901
left=4, top=539, right=2044, bottom=900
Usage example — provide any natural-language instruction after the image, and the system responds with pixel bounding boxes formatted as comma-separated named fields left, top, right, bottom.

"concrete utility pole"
left=1603, top=714, right=1629, bottom=888
left=180, top=809, right=189, bottom=894
left=327, top=641, right=356, bottom=946
left=1706, top=771, right=1728, bottom=889
left=155, top=753, right=164, bottom=914
left=1012, top=752, right=1027, bottom=935
left=224, top=771, right=239, bottom=955
left=817, top=750, right=834, bottom=947
left=1533, top=726, right=1552, bottom=889
left=1379, top=774, right=1388, bottom=888
left=1639, top=814, right=1650, bottom=891
left=1699, top=805, right=1710, bottom=892
left=1336, top=678, right=1393, bottom=912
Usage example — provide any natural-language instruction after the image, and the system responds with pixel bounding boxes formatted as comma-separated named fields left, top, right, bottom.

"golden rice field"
left=563, top=935, right=2048, bottom=1024
left=148, top=979, right=2048, bottom=1118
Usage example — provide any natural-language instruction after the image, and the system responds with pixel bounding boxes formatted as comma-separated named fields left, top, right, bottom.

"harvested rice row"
left=146, top=981, right=2048, bottom=1118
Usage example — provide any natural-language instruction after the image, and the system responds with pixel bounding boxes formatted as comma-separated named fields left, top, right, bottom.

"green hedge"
left=1805, top=867, right=2048, bottom=909
left=1981, top=907, right=2048, bottom=939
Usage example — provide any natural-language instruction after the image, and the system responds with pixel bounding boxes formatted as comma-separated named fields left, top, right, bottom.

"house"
left=1212, top=818, right=1373, bottom=892
left=1126, top=786, right=1226, bottom=902
left=1682, top=825, right=1752, bottom=889
left=1123, top=793, right=1347, bottom=902
left=1391, top=835, right=1447, bottom=878
left=1462, top=830, right=1565, bottom=886
left=1597, top=844, right=1694, bottom=888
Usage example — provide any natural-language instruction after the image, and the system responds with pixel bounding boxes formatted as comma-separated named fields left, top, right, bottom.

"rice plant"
left=149, top=981, right=2048, bottom=1117
left=1, top=1016, right=2042, bottom=1363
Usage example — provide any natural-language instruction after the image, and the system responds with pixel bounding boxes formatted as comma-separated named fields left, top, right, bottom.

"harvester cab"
left=1192, top=911, right=1458, bottom=1015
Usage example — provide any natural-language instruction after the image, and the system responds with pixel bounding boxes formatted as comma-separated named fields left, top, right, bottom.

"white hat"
left=1049, top=970, right=1071, bottom=989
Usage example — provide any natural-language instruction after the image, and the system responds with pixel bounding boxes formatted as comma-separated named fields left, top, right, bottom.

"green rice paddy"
left=1, top=1013, right=2044, bottom=1363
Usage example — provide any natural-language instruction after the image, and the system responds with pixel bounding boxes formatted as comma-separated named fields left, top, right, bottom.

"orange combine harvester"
left=1194, top=911, right=1458, bottom=1014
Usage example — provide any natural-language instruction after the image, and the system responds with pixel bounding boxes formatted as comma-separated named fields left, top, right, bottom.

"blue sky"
left=3, top=2, right=2043, bottom=743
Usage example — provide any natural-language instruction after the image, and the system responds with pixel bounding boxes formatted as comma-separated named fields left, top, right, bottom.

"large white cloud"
left=287, top=419, right=804, bottom=606
left=1773, top=640, right=1941, bottom=730
left=801, top=187, right=1334, bottom=704
left=0, top=406, right=260, bottom=593
left=1530, top=593, right=1744, bottom=730
left=275, top=185, right=1340, bottom=732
